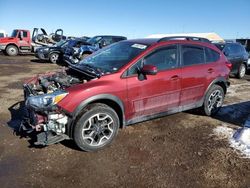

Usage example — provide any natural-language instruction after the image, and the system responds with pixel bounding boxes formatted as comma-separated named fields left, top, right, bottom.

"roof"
left=146, top=33, right=225, bottom=43
left=125, top=38, right=159, bottom=45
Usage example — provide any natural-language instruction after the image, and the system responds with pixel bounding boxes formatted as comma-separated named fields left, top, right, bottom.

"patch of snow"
left=213, top=124, right=250, bottom=159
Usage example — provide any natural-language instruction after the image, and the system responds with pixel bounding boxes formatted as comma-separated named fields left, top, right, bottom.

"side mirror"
left=141, top=64, right=158, bottom=75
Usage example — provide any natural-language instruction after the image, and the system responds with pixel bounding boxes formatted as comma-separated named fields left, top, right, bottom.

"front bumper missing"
left=21, top=84, right=70, bottom=146
left=20, top=114, right=69, bottom=146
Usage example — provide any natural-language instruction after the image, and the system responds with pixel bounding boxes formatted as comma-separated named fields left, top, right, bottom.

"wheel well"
left=6, top=43, right=19, bottom=51
left=88, top=99, right=124, bottom=128
left=214, top=81, right=227, bottom=94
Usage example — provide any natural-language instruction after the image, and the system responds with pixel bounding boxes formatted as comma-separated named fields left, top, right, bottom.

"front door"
left=17, top=30, right=30, bottom=50
left=126, top=45, right=181, bottom=121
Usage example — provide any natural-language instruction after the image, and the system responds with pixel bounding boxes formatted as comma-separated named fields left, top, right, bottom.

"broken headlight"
left=26, top=90, right=68, bottom=111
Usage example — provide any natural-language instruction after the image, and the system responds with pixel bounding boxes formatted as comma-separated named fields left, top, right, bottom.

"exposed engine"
left=22, top=67, right=93, bottom=145
left=26, top=68, right=88, bottom=96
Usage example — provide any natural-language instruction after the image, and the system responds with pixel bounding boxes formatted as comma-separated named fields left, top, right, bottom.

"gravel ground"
left=0, top=54, right=250, bottom=188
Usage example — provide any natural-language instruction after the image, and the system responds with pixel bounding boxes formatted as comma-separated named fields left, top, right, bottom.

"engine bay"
left=26, top=68, right=89, bottom=95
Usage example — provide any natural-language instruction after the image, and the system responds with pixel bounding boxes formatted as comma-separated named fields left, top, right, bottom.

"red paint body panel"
left=40, top=39, right=230, bottom=124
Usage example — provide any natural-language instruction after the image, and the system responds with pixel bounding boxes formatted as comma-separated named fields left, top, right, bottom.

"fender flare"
left=201, top=77, right=230, bottom=104
left=66, top=94, right=125, bottom=138
left=49, top=51, right=61, bottom=55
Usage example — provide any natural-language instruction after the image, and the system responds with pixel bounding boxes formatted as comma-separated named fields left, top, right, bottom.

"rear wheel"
left=49, top=53, right=59, bottom=63
left=6, top=45, right=18, bottom=56
left=201, top=85, right=224, bottom=116
left=74, top=103, right=119, bottom=151
left=237, top=63, right=246, bottom=79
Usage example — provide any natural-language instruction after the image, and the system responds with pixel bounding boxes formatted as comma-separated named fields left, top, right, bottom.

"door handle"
left=170, top=75, right=179, bottom=80
left=208, top=68, right=214, bottom=73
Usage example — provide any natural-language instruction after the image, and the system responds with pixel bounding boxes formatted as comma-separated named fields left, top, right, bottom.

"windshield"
left=79, top=41, right=148, bottom=74
left=87, top=36, right=102, bottom=45
left=11, top=30, right=18, bottom=37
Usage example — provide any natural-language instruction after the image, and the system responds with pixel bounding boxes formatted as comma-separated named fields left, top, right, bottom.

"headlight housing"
left=26, top=91, right=68, bottom=111
left=42, top=48, right=49, bottom=52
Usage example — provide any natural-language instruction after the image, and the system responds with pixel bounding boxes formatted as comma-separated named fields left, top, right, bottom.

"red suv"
left=22, top=36, right=231, bottom=151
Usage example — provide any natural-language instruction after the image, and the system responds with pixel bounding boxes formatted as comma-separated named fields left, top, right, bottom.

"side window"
left=205, top=48, right=220, bottom=63
left=127, top=59, right=143, bottom=76
left=23, top=31, right=28, bottom=38
left=103, top=37, right=113, bottom=45
left=182, top=45, right=205, bottom=66
left=112, top=37, right=122, bottom=43
left=144, top=46, right=178, bottom=71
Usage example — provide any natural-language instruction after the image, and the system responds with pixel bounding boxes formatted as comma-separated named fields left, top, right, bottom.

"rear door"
left=180, top=44, right=211, bottom=109
left=126, top=45, right=181, bottom=120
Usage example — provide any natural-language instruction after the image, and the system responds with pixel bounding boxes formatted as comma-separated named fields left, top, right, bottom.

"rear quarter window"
left=205, top=47, right=220, bottom=63
left=182, top=45, right=205, bottom=66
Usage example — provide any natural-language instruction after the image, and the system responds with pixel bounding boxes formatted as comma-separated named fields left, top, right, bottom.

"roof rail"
left=158, top=36, right=211, bottom=43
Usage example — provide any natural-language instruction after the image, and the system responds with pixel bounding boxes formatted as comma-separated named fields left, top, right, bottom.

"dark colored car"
left=22, top=36, right=231, bottom=151
left=214, top=42, right=249, bottom=78
left=36, top=38, right=89, bottom=63
left=63, top=35, right=127, bottom=64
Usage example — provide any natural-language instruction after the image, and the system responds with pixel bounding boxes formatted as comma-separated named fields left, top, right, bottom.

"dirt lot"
left=0, top=54, right=250, bottom=188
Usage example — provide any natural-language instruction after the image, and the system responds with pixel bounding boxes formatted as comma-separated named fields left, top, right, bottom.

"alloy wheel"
left=207, top=89, right=223, bottom=113
left=81, top=113, right=114, bottom=146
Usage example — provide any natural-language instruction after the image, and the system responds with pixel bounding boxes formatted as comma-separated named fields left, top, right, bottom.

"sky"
left=0, top=0, right=249, bottom=39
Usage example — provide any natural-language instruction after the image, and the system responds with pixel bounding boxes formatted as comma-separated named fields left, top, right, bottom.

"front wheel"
left=201, top=85, right=224, bottom=116
left=237, top=63, right=246, bottom=79
left=74, top=103, right=119, bottom=151
left=6, top=45, right=18, bottom=56
left=49, top=53, right=59, bottom=63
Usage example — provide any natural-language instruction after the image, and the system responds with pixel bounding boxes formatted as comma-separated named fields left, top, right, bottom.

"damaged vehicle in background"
left=22, top=36, right=231, bottom=151
left=35, top=38, right=89, bottom=64
left=63, top=35, right=127, bottom=64
left=0, top=28, right=65, bottom=56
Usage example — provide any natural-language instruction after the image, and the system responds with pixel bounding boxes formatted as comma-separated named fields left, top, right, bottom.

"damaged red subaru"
left=22, top=36, right=231, bottom=151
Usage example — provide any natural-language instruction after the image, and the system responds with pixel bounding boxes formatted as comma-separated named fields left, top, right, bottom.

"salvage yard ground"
left=0, top=55, right=250, bottom=188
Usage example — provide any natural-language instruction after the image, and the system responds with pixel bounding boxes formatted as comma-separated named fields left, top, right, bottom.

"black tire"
left=74, top=103, right=119, bottom=151
left=236, top=63, right=246, bottom=79
left=49, top=53, right=59, bottom=63
left=201, top=85, right=224, bottom=116
left=6, top=45, right=18, bottom=56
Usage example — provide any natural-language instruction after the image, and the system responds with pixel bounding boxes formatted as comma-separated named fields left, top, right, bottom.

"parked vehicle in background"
left=22, top=36, right=231, bottom=151
left=63, top=35, right=127, bottom=64
left=0, top=30, right=7, bottom=38
left=0, top=28, right=65, bottom=56
left=214, top=42, right=249, bottom=78
left=236, top=39, right=250, bottom=53
left=36, top=38, right=89, bottom=63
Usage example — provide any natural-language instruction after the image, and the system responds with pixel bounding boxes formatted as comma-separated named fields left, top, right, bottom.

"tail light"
left=226, top=61, right=232, bottom=70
